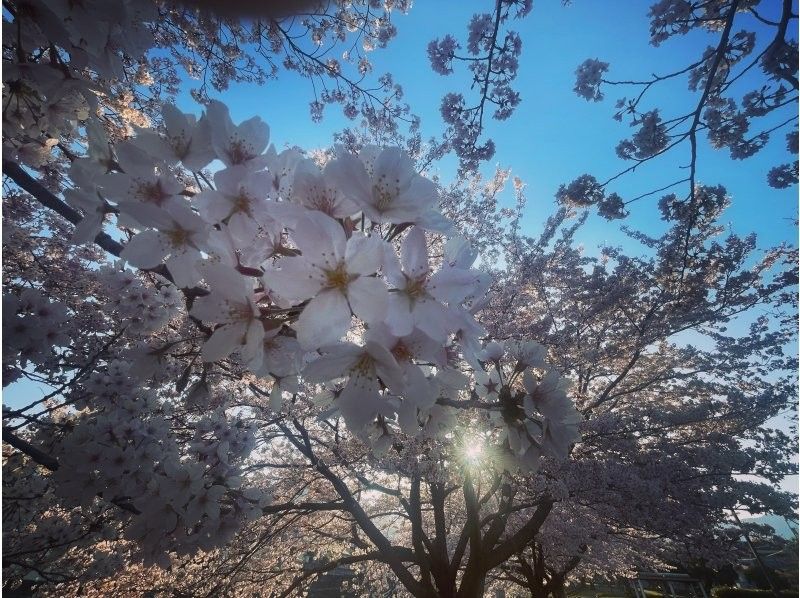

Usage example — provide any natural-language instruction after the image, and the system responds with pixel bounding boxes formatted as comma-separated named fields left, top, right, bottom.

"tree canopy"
left=2, top=1, right=797, bottom=597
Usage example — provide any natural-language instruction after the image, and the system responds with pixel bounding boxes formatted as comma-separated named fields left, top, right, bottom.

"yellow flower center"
left=227, top=139, right=251, bottom=165
left=325, top=263, right=352, bottom=290
left=352, top=353, right=375, bottom=378
left=232, top=193, right=252, bottom=215
left=391, top=342, right=412, bottom=362
left=406, top=276, right=427, bottom=299
left=165, top=227, right=191, bottom=247
left=136, top=180, right=169, bottom=205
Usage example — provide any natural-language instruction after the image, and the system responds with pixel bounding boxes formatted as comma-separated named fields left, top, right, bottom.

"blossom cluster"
left=429, top=0, right=531, bottom=173
left=616, top=109, right=669, bottom=160
left=96, top=264, right=183, bottom=337
left=4, top=98, right=582, bottom=568
left=572, top=0, right=798, bottom=198
left=56, top=100, right=580, bottom=466
left=554, top=174, right=627, bottom=220
left=472, top=340, right=582, bottom=472
left=573, top=59, right=609, bottom=102
left=3, top=0, right=156, bottom=166
left=3, top=289, right=70, bottom=380
left=49, top=358, right=266, bottom=568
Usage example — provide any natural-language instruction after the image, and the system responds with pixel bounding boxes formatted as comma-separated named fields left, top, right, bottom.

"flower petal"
left=202, top=322, right=246, bottom=362
left=121, top=230, right=169, bottom=269
left=295, top=289, right=351, bottom=350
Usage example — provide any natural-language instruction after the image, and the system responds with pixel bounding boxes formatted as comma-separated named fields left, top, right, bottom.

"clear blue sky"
left=180, top=1, right=798, bottom=254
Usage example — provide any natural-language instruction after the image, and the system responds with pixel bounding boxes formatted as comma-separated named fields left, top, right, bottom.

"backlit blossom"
left=266, top=211, right=388, bottom=349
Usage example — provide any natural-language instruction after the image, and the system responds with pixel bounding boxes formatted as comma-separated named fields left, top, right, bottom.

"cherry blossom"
left=266, top=211, right=389, bottom=349
left=326, top=147, right=443, bottom=227
left=189, top=264, right=265, bottom=363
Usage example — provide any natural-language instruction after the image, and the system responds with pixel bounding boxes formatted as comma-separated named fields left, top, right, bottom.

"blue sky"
left=180, top=1, right=798, bottom=254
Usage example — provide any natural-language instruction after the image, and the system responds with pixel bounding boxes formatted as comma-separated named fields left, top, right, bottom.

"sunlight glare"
left=462, top=436, right=485, bottom=465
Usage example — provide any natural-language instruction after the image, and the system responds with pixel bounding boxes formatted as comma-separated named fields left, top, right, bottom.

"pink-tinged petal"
left=402, top=363, right=438, bottom=409
left=374, top=147, right=416, bottom=189
left=402, top=175, right=439, bottom=210
left=400, top=226, right=429, bottom=279
left=195, top=189, right=233, bottom=224
left=199, top=263, right=249, bottom=300
left=213, top=165, right=249, bottom=196
left=121, top=230, right=169, bottom=268
left=415, top=208, right=454, bottom=234
left=238, top=116, right=270, bottom=154
left=118, top=202, right=173, bottom=230
left=131, top=130, right=173, bottom=164
left=364, top=322, right=399, bottom=351
left=412, top=298, right=455, bottom=342
left=365, top=340, right=404, bottom=392
left=427, top=267, right=479, bottom=304
left=292, top=211, right=347, bottom=268
left=180, top=116, right=215, bottom=171
left=295, top=289, right=351, bottom=350
left=189, top=294, right=230, bottom=323
left=396, top=399, right=420, bottom=436
left=337, top=374, right=381, bottom=431
left=164, top=202, right=207, bottom=235
left=347, top=276, right=388, bottom=323
left=161, top=104, right=196, bottom=149
left=382, top=243, right=405, bottom=288
left=345, top=234, right=383, bottom=276
left=263, top=336, right=302, bottom=377
left=240, top=170, right=273, bottom=200
left=259, top=199, right=304, bottom=230
left=405, top=328, right=449, bottom=366
left=265, top=259, right=325, bottom=302
left=241, top=319, right=265, bottom=364
left=228, top=213, right=261, bottom=251
left=205, top=229, right=239, bottom=267
left=207, top=102, right=269, bottom=167
left=165, top=250, right=201, bottom=289
left=444, top=235, right=478, bottom=269
left=115, top=141, right=156, bottom=176
left=162, top=103, right=193, bottom=140
left=201, top=322, right=247, bottom=362
left=302, top=343, right=362, bottom=382
left=385, top=293, right=414, bottom=338
left=358, top=145, right=381, bottom=176
left=326, top=154, right=372, bottom=207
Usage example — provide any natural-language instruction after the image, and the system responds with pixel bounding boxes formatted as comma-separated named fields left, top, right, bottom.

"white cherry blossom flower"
left=290, top=159, right=359, bottom=218
left=327, top=147, right=442, bottom=226
left=184, top=485, right=227, bottom=523
left=266, top=211, right=388, bottom=349
left=251, top=332, right=302, bottom=378
left=303, top=341, right=404, bottom=431
left=99, top=142, right=183, bottom=221
left=475, top=365, right=501, bottom=400
left=194, top=166, right=273, bottom=228
left=64, top=188, right=106, bottom=244
left=265, top=145, right=303, bottom=199
left=189, top=264, right=265, bottom=363
left=133, top=103, right=215, bottom=171
left=366, top=323, right=446, bottom=434
left=120, top=202, right=208, bottom=288
left=522, top=368, right=581, bottom=459
left=206, top=100, right=269, bottom=170
left=384, top=226, right=482, bottom=342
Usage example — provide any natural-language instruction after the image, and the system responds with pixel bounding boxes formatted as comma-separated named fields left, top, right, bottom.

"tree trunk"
left=549, top=576, right=567, bottom=598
